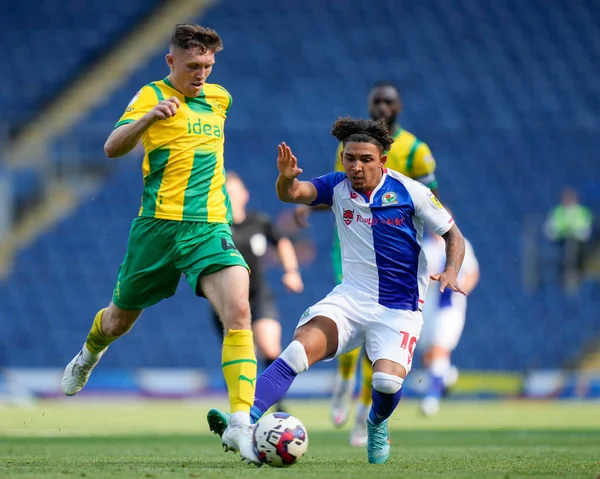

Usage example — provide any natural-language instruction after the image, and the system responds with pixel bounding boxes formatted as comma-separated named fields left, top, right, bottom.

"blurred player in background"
left=295, top=81, right=440, bottom=446
left=60, top=24, right=258, bottom=460
left=419, top=224, right=479, bottom=416
left=212, top=172, right=304, bottom=412
left=208, top=117, right=466, bottom=465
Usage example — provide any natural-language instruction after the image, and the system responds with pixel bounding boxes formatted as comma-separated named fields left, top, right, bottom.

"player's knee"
left=233, top=299, right=251, bottom=324
left=372, top=372, right=404, bottom=395
left=221, top=297, right=251, bottom=329
left=279, top=340, right=309, bottom=374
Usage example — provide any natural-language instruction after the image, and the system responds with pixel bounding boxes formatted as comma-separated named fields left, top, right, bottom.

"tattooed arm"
left=430, top=224, right=467, bottom=295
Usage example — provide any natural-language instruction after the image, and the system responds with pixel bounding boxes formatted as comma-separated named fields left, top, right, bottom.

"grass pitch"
left=0, top=398, right=599, bottom=478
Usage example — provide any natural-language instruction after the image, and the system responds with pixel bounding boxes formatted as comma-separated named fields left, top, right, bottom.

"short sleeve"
left=334, top=143, right=344, bottom=172
left=309, top=172, right=346, bottom=206
left=212, top=84, right=233, bottom=115
left=411, top=142, right=438, bottom=189
left=411, top=182, right=454, bottom=236
left=114, top=85, right=160, bottom=129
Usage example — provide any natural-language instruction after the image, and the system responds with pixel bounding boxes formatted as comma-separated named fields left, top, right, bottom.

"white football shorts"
left=419, top=304, right=466, bottom=351
left=297, top=283, right=423, bottom=374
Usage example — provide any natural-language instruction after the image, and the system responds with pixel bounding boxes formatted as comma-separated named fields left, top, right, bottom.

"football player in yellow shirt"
left=60, top=23, right=260, bottom=464
left=295, top=81, right=439, bottom=446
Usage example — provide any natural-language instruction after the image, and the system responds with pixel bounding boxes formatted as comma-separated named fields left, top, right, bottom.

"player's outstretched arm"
left=276, top=142, right=318, bottom=205
left=430, top=224, right=467, bottom=295
left=104, top=96, right=181, bottom=158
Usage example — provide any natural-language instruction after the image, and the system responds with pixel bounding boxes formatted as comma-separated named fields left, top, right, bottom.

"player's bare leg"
left=202, top=266, right=260, bottom=465
left=61, top=304, right=141, bottom=396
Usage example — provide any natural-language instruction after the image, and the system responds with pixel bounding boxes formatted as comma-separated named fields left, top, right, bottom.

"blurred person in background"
left=419, top=215, right=480, bottom=416
left=60, top=23, right=259, bottom=461
left=295, top=81, right=440, bottom=446
left=212, top=172, right=304, bottom=413
left=544, top=187, right=593, bottom=290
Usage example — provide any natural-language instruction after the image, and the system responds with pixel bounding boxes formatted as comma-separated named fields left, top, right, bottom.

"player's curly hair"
left=331, top=117, right=395, bottom=153
left=170, top=23, right=223, bottom=53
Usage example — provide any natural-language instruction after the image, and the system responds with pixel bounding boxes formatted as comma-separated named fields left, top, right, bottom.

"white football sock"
left=229, top=411, right=250, bottom=426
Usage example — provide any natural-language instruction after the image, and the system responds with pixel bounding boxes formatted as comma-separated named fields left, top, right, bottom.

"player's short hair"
left=331, top=117, right=395, bottom=153
left=170, top=23, right=223, bottom=53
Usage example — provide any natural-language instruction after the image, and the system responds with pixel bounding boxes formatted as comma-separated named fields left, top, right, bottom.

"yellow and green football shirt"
left=334, top=125, right=437, bottom=189
left=332, top=125, right=438, bottom=282
left=115, top=77, right=232, bottom=223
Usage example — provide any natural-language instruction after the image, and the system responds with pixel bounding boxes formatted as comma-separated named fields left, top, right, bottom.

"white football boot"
left=221, top=414, right=262, bottom=466
left=420, top=396, right=441, bottom=417
left=330, top=374, right=355, bottom=427
left=350, top=403, right=369, bottom=446
left=61, top=346, right=106, bottom=396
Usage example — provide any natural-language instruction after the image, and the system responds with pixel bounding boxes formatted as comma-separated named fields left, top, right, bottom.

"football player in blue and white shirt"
left=207, top=117, right=466, bottom=465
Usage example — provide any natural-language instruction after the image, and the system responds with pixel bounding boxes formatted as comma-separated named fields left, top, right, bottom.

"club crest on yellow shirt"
left=209, top=99, right=225, bottom=115
left=124, top=90, right=143, bottom=113
left=127, top=90, right=142, bottom=108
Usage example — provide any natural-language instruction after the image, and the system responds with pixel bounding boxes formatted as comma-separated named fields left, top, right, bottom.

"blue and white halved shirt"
left=310, top=168, right=453, bottom=311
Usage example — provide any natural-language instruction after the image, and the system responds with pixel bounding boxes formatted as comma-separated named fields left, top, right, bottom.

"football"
left=253, top=412, right=309, bottom=467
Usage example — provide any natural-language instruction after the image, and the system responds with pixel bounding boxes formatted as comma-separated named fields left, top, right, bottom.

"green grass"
left=0, top=399, right=599, bottom=478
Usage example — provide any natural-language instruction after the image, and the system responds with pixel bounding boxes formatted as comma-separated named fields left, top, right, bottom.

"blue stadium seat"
left=0, top=0, right=164, bottom=133
left=10, top=169, right=45, bottom=219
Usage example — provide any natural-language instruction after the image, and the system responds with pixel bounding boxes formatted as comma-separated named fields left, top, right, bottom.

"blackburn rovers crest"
left=382, top=192, right=398, bottom=205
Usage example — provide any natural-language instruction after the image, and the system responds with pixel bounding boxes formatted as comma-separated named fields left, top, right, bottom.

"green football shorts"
left=112, top=217, right=248, bottom=311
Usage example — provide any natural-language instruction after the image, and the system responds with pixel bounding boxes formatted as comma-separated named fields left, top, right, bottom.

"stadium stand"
left=0, top=0, right=166, bottom=228
left=0, top=0, right=165, bottom=135
left=1, top=0, right=599, bottom=371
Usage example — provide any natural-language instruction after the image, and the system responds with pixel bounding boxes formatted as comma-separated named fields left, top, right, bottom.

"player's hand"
left=277, top=142, right=303, bottom=180
left=282, top=270, right=304, bottom=293
left=148, top=96, right=180, bottom=121
left=293, top=205, right=312, bottom=228
left=430, top=271, right=467, bottom=295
